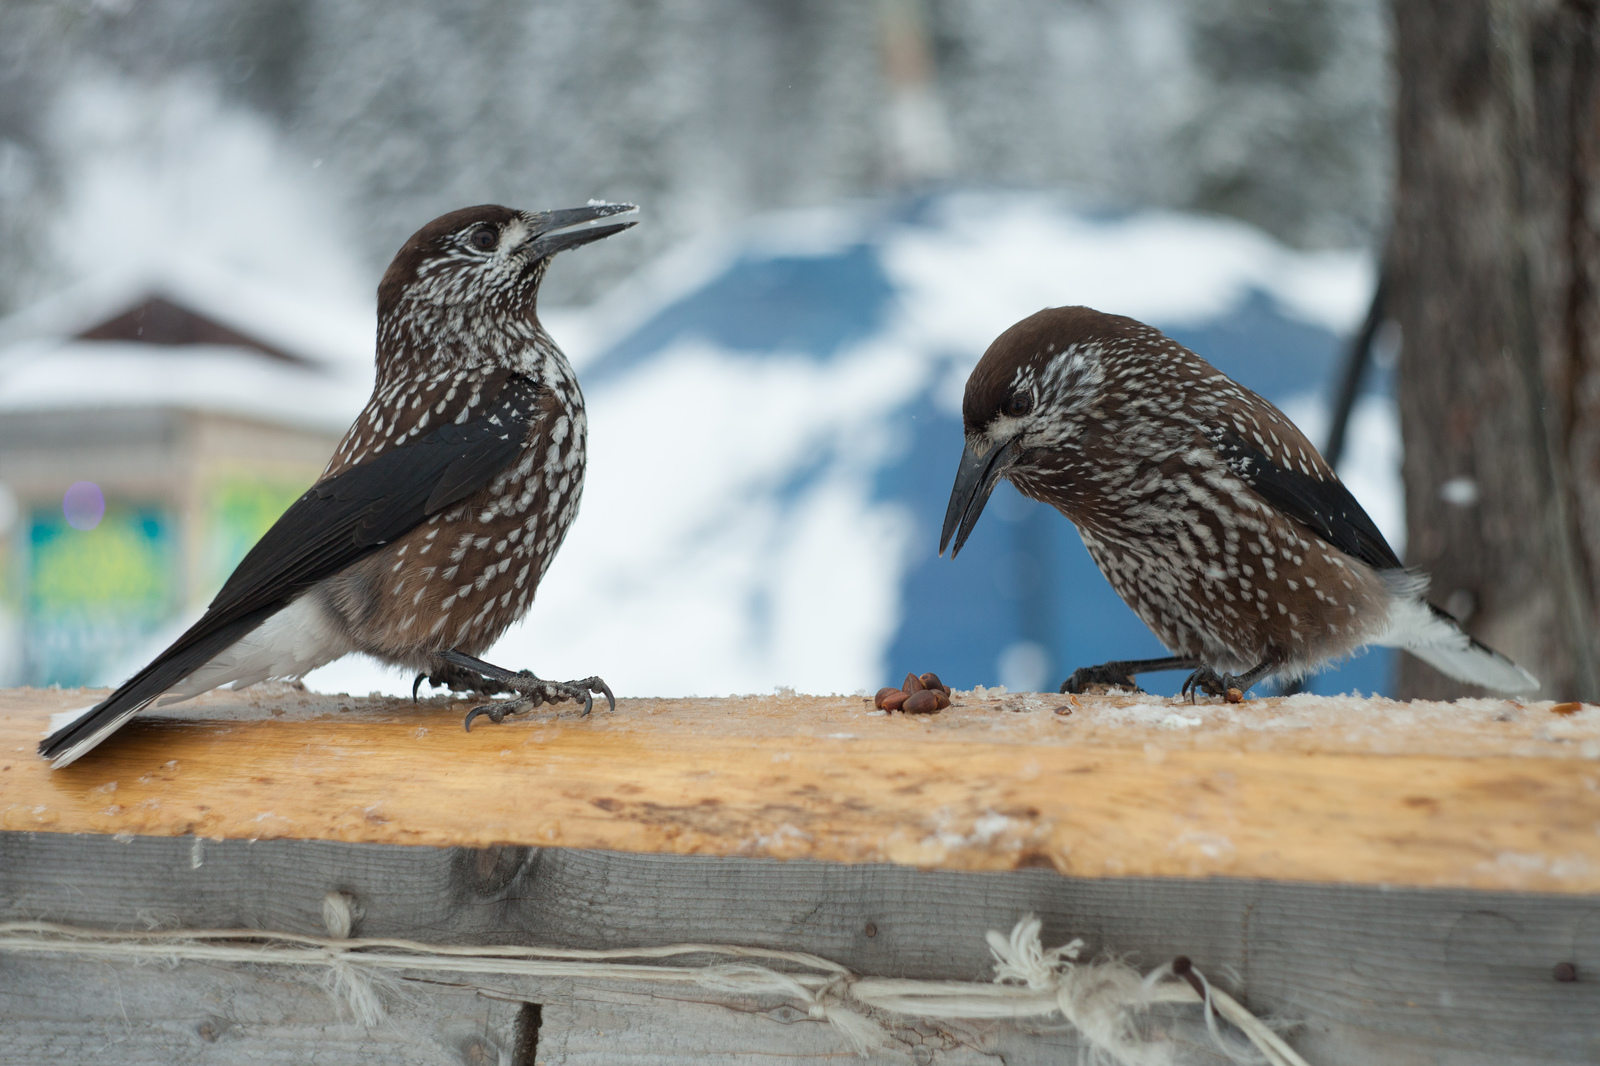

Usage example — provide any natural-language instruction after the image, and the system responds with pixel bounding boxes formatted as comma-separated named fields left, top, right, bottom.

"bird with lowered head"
left=941, top=305, right=1538, bottom=700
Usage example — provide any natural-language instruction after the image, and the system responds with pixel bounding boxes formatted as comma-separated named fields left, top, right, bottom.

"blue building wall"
left=586, top=203, right=1395, bottom=697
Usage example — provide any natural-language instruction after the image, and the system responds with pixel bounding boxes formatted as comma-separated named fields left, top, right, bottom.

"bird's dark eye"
left=471, top=226, right=498, bottom=251
left=1006, top=391, right=1034, bottom=417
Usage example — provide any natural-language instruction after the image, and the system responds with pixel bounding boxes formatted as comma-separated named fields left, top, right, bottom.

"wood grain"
left=3, top=685, right=1599, bottom=891
left=3, top=835, right=1598, bottom=1064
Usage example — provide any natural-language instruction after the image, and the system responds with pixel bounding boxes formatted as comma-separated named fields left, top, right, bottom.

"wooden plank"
left=0, top=954, right=1107, bottom=1066
left=3, top=685, right=1600, bottom=891
left=0, top=954, right=536, bottom=1065
left=2, top=834, right=1597, bottom=1064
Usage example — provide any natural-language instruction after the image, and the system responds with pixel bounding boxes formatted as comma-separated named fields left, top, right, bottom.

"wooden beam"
left=2, top=835, right=1598, bottom=1064
left=3, top=685, right=1598, bottom=891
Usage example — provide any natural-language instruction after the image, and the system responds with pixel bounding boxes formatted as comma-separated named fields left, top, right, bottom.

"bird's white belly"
left=162, top=595, right=355, bottom=702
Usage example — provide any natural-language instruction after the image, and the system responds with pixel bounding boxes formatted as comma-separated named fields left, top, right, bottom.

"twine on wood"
left=0, top=901, right=1309, bottom=1066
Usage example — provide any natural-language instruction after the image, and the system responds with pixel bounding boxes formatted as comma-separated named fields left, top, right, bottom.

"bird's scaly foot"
left=428, top=650, right=616, bottom=729
left=464, top=671, right=615, bottom=731
left=1182, top=667, right=1243, bottom=703
left=1061, top=664, right=1145, bottom=695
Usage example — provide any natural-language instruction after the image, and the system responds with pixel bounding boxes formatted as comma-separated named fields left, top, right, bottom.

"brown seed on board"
left=902, top=672, right=925, bottom=694
left=1225, top=687, right=1244, bottom=703
left=919, top=672, right=951, bottom=695
left=874, top=687, right=902, bottom=709
left=902, top=689, right=941, bottom=714
left=1550, top=701, right=1582, bottom=716
left=880, top=690, right=910, bottom=712
left=931, top=689, right=951, bottom=710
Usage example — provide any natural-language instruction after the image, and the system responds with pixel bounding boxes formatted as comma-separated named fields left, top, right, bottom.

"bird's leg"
left=1181, top=659, right=1278, bottom=704
left=413, top=656, right=511, bottom=699
left=436, top=649, right=616, bottom=730
left=1061, top=656, right=1201, bottom=695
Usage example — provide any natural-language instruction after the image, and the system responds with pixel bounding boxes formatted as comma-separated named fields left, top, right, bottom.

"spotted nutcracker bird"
left=40, top=203, right=636, bottom=767
left=940, top=305, right=1538, bottom=699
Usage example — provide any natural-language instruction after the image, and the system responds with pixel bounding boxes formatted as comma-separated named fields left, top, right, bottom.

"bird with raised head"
left=40, top=202, right=637, bottom=767
left=940, top=305, right=1538, bottom=700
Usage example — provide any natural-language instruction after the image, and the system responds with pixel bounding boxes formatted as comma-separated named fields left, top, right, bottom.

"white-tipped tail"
left=1379, top=598, right=1540, bottom=694
left=44, top=700, right=159, bottom=769
left=42, top=595, right=350, bottom=769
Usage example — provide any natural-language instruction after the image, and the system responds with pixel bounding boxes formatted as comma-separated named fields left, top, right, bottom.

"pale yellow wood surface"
left=3, top=684, right=1598, bottom=892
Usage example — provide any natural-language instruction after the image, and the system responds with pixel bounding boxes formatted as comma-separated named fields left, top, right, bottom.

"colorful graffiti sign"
left=26, top=504, right=174, bottom=687
left=201, top=476, right=307, bottom=595
left=18, top=474, right=313, bottom=687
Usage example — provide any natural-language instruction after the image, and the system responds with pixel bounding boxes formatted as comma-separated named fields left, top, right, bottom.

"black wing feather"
left=424, top=418, right=527, bottom=514
left=40, top=375, right=541, bottom=759
left=1211, top=429, right=1402, bottom=571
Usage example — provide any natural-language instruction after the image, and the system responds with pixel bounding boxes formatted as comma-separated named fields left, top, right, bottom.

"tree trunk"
left=1392, top=0, right=1600, bottom=700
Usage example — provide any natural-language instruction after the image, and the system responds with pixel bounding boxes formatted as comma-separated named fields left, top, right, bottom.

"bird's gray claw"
left=566, top=676, right=615, bottom=716
left=463, top=703, right=506, bottom=731
left=1181, top=667, right=1232, bottom=703
left=413, top=673, right=428, bottom=702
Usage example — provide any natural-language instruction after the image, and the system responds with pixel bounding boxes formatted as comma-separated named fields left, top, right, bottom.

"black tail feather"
left=37, top=608, right=277, bottom=762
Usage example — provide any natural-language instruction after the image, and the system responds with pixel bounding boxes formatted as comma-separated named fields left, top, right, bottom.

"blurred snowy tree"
left=1183, top=0, right=1390, bottom=247
left=0, top=3, right=69, bottom=314
left=0, top=0, right=1391, bottom=312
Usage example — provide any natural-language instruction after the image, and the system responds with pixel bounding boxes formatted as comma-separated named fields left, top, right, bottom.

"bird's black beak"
left=940, top=435, right=1021, bottom=559
left=522, top=203, right=638, bottom=259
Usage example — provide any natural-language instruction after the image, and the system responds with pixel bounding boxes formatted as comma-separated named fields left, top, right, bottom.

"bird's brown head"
left=376, top=202, right=637, bottom=367
left=941, top=305, right=1148, bottom=557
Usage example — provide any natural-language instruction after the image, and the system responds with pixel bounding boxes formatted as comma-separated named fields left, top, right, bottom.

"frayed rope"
left=0, top=906, right=1310, bottom=1065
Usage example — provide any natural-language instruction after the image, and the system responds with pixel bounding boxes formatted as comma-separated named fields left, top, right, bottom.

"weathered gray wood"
left=0, top=954, right=533, bottom=1065
left=2, top=831, right=1597, bottom=1064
